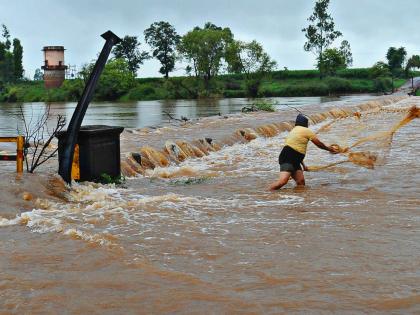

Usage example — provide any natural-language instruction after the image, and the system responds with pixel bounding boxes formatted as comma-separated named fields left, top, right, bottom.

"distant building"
left=41, top=46, right=68, bottom=88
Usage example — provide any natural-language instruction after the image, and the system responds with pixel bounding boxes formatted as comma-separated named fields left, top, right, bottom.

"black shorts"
left=278, top=146, right=305, bottom=172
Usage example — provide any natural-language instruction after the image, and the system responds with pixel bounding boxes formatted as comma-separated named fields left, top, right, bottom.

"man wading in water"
left=269, top=114, right=338, bottom=191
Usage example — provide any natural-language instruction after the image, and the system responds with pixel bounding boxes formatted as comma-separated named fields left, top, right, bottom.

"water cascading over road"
left=0, top=95, right=419, bottom=313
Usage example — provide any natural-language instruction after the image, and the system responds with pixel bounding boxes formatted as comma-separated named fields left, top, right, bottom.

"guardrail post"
left=16, top=136, right=24, bottom=173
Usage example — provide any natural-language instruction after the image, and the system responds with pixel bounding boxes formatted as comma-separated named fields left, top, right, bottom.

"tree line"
left=75, top=21, right=277, bottom=97
left=76, top=0, right=419, bottom=97
left=3, top=0, right=420, bottom=101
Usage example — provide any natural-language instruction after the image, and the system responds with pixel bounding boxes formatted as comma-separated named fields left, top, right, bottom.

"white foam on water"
left=3, top=102, right=417, bottom=251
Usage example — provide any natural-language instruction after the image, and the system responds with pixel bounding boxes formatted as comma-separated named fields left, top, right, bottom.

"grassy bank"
left=0, top=68, right=410, bottom=103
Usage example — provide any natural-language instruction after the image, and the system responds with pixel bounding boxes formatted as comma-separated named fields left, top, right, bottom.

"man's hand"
left=301, top=162, right=309, bottom=171
left=329, top=145, right=341, bottom=154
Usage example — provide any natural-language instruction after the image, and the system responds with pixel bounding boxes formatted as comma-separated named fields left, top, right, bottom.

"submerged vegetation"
left=98, top=173, right=126, bottom=186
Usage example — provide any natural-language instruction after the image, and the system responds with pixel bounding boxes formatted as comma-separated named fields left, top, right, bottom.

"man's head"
left=295, top=113, right=309, bottom=127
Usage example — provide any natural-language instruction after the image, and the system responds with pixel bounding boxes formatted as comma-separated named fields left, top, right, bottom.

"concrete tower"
left=41, top=46, right=68, bottom=88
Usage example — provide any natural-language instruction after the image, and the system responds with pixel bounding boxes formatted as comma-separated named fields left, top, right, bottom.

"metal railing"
left=0, top=136, right=24, bottom=173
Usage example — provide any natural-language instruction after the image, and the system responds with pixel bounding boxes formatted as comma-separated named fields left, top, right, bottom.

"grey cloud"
left=0, top=0, right=419, bottom=78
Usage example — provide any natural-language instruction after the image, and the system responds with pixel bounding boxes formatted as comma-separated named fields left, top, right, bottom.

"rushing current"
left=0, top=95, right=419, bottom=313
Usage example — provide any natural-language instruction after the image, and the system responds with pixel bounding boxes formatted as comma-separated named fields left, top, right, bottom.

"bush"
left=374, top=77, right=392, bottom=92
left=223, top=89, right=246, bottom=98
left=282, top=82, right=329, bottom=96
left=136, top=77, right=162, bottom=84
left=99, top=173, right=125, bottom=185
left=253, top=99, right=276, bottom=112
left=324, top=77, right=352, bottom=93
left=246, top=80, right=262, bottom=97
left=125, top=84, right=159, bottom=100
left=225, top=80, right=241, bottom=90
left=271, top=69, right=320, bottom=80
left=6, top=87, right=18, bottom=102
left=349, top=79, right=375, bottom=92
left=241, top=99, right=276, bottom=112
left=61, top=79, right=84, bottom=100
left=336, top=68, right=371, bottom=79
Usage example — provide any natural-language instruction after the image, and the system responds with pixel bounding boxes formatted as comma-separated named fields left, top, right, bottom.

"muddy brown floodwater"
left=0, top=95, right=419, bottom=314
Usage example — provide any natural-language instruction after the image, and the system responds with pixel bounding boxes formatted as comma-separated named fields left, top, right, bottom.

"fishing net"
left=308, top=106, right=419, bottom=171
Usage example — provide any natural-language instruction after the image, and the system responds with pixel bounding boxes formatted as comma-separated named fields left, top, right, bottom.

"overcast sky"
left=1, top=0, right=420, bottom=78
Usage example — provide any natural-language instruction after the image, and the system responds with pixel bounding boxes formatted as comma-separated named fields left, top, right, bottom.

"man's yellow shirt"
left=284, top=126, right=316, bottom=155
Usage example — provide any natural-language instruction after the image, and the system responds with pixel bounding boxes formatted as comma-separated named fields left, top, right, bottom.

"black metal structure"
left=57, top=125, right=124, bottom=182
left=58, top=31, right=121, bottom=184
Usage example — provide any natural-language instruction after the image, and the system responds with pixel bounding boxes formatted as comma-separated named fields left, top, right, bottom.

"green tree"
left=178, top=22, right=234, bottom=86
left=369, top=61, right=392, bottom=93
left=386, top=47, right=407, bottom=72
left=405, top=55, right=420, bottom=89
left=226, top=40, right=277, bottom=96
left=302, top=0, right=342, bottom=77
left=386, top=46, right=407, bottom=92
left=144, top=21, right=181, bottom=78
left=317, top=48, right=346, bottom=76
left=12, top=38, right=23, bottom=80
left=339, top=40, right=353, bottom=67
left=96, top=58, right=136, bottom=100
left=405, top=55, right=420, bottom=72
left=79, top=58, right=136, bottom=100
left=33, top=68, right=43, bottom=80
left=112, top=35, right=149, bottom=75
left=369, top=61, right=391, bottom=78
left=0, top=24, right=15, bottom=83
left=0, top=48, right=14, bottom=83
left=1, top=24, right=11, bottom=50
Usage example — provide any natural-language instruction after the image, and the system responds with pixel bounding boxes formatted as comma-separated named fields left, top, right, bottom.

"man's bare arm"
left=311, top=136, right=338, bottom=153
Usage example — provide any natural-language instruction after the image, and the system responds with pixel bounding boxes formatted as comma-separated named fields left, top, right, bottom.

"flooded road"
left=0, top=95, right=419, bottom=313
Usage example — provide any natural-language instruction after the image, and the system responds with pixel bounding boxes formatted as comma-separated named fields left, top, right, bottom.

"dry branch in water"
left=17, top=104, right=66, bottom=173
left=163, top=110, right=189, bottom=122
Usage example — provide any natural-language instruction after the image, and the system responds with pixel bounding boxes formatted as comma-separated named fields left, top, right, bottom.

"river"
left=0, top=95, right=378, bottom=136
left=0, top=95, right=419, bottom=313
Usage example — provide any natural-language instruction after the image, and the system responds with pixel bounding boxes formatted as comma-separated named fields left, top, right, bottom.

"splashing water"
left=308, top=106, right=419, bottom=171
left=121, top=97, right=408, bottom=178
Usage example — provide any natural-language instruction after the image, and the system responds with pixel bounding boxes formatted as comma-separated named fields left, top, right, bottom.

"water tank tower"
left=41, top=46, right=68, bottom=88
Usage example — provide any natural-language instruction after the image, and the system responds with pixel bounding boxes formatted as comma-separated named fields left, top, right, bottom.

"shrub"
left=126, top=85, right=156, bottom=100
left=374, top=77, right=392, bottom=92
left=325, top=77, right=352, bottom=93
left=6, top=87, right=18, bottom=102
left=336, top=68, right=371, bottom=79
left=223, top=89, right=246, bottom=98
left=99, top=173, right=125, bottom=185
left=62, top=79, right=84, bottom=100
left=271, top=69, right=320, bottom=79
left=253, top=99, right=276, bottom=112
left=225, top=80, right=241, bottom=90
left=282, top=82, right=329, bottom=96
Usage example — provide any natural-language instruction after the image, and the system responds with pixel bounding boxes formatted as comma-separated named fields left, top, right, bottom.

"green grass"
left=394, top=79, right=406, bottom=89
